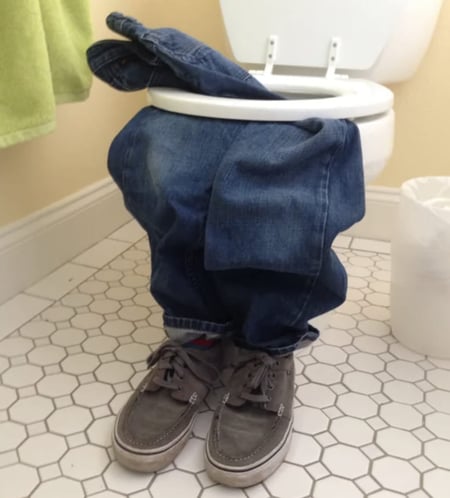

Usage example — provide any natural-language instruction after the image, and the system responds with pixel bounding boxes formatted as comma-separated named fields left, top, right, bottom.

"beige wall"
left=377, top=0, right=450, bottom=186
left=1, top=1, right=449, bottom=228
left=0, top=1, right=152, bottom=227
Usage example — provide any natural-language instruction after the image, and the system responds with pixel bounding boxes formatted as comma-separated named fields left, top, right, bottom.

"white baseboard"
left=344, top=185, right=400, bottom=242
left=0, top=181, right=398, bottom=305
left=0, top=178, right=131, bottom=305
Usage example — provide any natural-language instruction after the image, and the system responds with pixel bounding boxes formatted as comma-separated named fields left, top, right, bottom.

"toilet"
left=148, top=0, right=443, bottom=182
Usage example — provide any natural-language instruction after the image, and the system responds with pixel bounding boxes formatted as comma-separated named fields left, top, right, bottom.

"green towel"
left=0, top=0, right=93, bottom=148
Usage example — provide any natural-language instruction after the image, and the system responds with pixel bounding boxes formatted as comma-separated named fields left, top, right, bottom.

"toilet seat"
left=148, top=75, right=393, bottom=121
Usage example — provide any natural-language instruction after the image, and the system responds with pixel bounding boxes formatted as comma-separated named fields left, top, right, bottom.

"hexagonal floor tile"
left=37, top=372, right=78, bottom=397
left=96, top=361, right=134, bottom=384
left=174, top=438, right=205, bottom=473
left=0, top=385, right=17, bottom=410
left=372, top=457, right=420, bottom=494
left=72, top=382, right=115, bottom=407
left=343, top=371, right=382, bottom=395
left=322, top=445, right=369, bottom=479
left=0, top=421, right=27, bottom=452
left=87, top=415, right=115, bottom=447
left=2, top=364, right=43, bottom=388
left=30, top=477, right=84, bottom=498
left=376, top=428, right=422, bottom=459
left=89, top=299, right=121, bottom=315
left=336, top=392, right=378, bottom=419
left=201, top=486, right=247, bottom=497
left=383, top=380, right=424, bottom=404
left=0, top=464, right=39, bottom=498
left=386, top=360, right=424, bottom=382
left=425, top=412, right=450, bottom=439
left=101, top=320, right=135, bottom=337
left=296, top=383, right=336, bottom=409
left=426, top=369, right=450, bottom=390
left=19, top=433, right=67, bottom=466
left=426, top=390, right=450, bottom=414
left=348, top=352, right=385, bottom=373
left=60, top=444, right=109, bottom=480
left=71, top=312, right=105, bottom=330
left=20, top=320, right=56, bottom=339
left=303, top=364, right=342, bottom=385
left=115, top=343, right=150, bottom=363
left=285, top=433, right=321, bottom=466
left=330, top=417, right=374, bottom=446
left=103, top=462, right=153, bottom=494
left=61, top=352, right=100, bottom=375
left=313, top=476, right=364, bottom=498
left=265, top=463, right=313, bottom=498
left=47, top=405, right=92, bottom=435
left=28, top=344, right=66, bottom=366
left=118, top=305, right=150, bottom=322
left=424, top=439, right=450, bottom=469
left=82, top=335, right=119, bottom=354
left=9, top=395, right=53, bottom=424
left=312, top=345, right=347, bottom=365
left=353, top=336, right=388, bottom=354
left=379, top=402, right=423, bottom=430
left=423, top=469, right=450, bottom=498
left=0, top=337, right=34, bottom=356
left=293, top=406, right=329, bottom=435
left=51, top=327, right=87, bottom=347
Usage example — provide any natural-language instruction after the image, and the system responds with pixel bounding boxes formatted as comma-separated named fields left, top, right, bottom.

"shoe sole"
left=205, top=417, right=293, bottom=488
left=112, top=413, right=196, bottom=473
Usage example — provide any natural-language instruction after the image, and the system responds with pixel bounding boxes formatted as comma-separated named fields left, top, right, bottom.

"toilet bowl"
left=149, top=75, right=395, bottom=182
left=147, top=0, right=442, bottom=182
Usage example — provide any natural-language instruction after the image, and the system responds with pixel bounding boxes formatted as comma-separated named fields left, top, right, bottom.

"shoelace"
left=236, top=352, right=279, bottom=404
left=144, top=341, right=219, bottom=391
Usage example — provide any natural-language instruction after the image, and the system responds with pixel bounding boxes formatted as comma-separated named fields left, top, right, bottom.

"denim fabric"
left=87, top=12, right=280, bottom=100
left=88, top=14, right=365, bottom=354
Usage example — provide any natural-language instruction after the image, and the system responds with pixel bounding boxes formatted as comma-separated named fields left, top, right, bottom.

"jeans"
left=87, top=12, right=279, bottom=100
left=87, top=13, right=365, bottom=354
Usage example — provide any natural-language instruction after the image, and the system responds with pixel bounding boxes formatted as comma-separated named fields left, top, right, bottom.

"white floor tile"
left=351, top=237, right=391, bottom=254
left=26, top=263, right=96, bottom=300
left=0, top=294, right=52, bottom=341
left=108, top=220, right=146, bottom=244
left=1, top=235, right=450, bottom=498
left=333, top=235, right=352, bottom=249
left=73, top=239, right=131, bottom=268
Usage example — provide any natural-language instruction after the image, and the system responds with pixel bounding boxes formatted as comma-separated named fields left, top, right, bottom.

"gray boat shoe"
left=205, top=346, right=295, bottom=488
left=113, top=339, right=221, bottom=472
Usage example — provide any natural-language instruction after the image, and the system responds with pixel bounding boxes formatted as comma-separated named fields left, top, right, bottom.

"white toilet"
left=148, top=0, right=443, bottom=182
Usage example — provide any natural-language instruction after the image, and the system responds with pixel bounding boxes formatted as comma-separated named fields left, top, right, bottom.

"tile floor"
left=1, top=220, right=450, bottom=498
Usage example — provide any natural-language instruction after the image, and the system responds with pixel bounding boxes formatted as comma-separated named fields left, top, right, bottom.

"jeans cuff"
left=163, top=313, right=234, bottom=342
left=235, top=325, right=320, bottom=356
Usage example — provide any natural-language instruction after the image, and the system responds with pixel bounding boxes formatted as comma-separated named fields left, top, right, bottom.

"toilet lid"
left=148, top=75, right=393, bottom=121
left=220, top=0, right=405, bottom=72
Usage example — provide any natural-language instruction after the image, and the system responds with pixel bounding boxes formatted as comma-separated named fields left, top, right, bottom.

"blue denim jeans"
left=88, top=13, right=365, bottom=354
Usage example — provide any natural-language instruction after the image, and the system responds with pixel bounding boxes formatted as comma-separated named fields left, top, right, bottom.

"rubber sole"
left=112, top=415, right=195, bottom=473
left=205, top=418, right=293, bottom=488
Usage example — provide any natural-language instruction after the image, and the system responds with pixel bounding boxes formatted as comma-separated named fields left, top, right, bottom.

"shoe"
left=205, top=347, right=295, bottom=487
left=113, top=339, right=221, bottom=472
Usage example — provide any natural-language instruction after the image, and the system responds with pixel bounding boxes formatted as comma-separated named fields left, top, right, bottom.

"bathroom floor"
left=1, top=220, right=449, bottom=498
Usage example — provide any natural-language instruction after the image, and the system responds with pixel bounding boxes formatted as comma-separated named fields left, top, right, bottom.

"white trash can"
left=391, top=176, right=450, bottom=358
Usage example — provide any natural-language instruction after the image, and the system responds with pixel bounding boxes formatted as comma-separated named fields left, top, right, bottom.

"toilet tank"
left=219, top=0, right=443, bottom=84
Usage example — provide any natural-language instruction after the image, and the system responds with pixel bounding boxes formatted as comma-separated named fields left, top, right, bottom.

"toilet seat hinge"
left=263, top=35, right=278, bottom=76
left=326, top=37, right=348, bottom=80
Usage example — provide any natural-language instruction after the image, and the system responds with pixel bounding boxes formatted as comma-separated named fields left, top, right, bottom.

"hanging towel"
left=0, top=0, right=93, bottom=148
